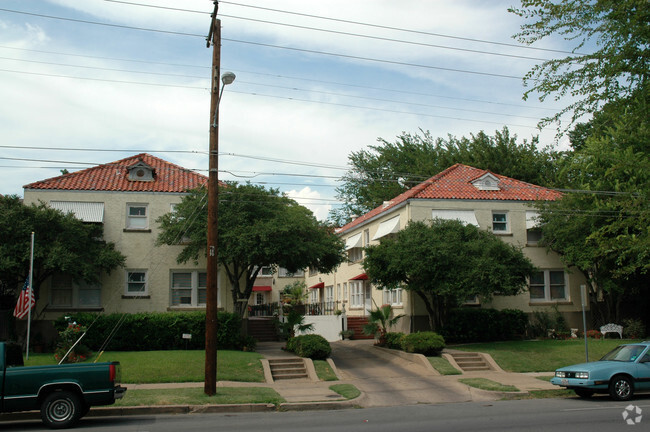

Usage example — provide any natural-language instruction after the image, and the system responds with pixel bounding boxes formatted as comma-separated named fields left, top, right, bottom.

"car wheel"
left=574, top=389, right=594, bottom=398
left=609, top=375, right=634, bottom=401
left=40, top=390, right=82, bottom=429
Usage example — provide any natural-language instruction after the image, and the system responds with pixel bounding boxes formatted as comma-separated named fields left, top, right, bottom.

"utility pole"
left=204, top=0, right=220, bottom=397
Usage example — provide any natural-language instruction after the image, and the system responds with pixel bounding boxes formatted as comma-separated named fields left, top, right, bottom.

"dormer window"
left=127, top=161, right=154, bottom=182
left=472, top=173, right=500, bottom=191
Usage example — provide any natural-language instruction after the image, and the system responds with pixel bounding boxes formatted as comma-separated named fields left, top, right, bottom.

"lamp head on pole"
left=221, top=71, right=236, bottom=86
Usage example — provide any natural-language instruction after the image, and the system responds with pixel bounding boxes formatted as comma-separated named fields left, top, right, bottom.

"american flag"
left=13, top=278, right=36, bottom=320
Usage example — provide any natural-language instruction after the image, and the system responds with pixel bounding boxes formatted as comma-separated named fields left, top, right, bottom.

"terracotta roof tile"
left=338, top=164, right=562, bottom=233
left=23, top=153, right=208, bottom=193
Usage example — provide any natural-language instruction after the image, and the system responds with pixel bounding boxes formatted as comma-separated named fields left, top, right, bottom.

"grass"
left=428, top=356, right=462, bottom=375
left=452, top=339, right=642, bottom=372
left=502, top=389, right=574, bottom=400
left=458, top=378, right=519, bottom=393
left=113, top=387, right=284, bottom=406
left=313, top=360, right=338, bottom=381
left=329, top=384, right=361, bottom=400
left=25, top=350, right=265, bottom=383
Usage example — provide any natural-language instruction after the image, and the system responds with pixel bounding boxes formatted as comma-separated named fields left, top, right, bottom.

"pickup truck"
left=0, top=342, right=126, bottom=429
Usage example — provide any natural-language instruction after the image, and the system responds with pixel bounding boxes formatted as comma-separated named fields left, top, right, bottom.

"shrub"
left=441, top=308, right=527, bottom=343
left=622, top=319, right=646, bottom=339
left=384, top=332, right=405, bottom=350
left=586, top=330, right=602, bottom=339
left=52, top=311, right=242, bottom=351
left=400, top=332, right=445, bottom=356
left=286, top=334, right=331, bottom=360
left=54, top=323, right=92, bottom=363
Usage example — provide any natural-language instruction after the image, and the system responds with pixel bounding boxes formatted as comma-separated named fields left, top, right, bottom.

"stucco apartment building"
left=305, top=164, right=588, bottom=333
left=22, top=153, right=236, bottom=322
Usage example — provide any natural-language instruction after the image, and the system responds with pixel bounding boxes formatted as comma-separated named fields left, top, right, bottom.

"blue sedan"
left=550, top=341, right=650, bottom=400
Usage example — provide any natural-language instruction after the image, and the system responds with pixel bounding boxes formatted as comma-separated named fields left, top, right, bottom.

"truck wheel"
left=40, top=391, right=82, bottom=429
left=609, top=375, right=634, bottom=401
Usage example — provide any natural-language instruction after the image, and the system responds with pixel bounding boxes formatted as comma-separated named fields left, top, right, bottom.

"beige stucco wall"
left=22, top=189, right=233, bottom=319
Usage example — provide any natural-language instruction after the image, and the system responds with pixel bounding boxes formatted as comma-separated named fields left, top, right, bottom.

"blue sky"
left=0, top=0, right=576, bottom=220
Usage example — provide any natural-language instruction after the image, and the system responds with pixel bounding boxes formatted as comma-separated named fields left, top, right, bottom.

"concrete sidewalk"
left=0, top=341, right=558, bottom=423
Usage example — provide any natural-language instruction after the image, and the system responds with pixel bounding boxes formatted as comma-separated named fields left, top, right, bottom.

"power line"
left=1, top=45, right=558, bottom=111
left=1, top=7, right=526, bottom=80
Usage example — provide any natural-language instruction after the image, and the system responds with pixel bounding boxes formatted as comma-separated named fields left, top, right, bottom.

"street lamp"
left=204, top=16, right=235, bottom=397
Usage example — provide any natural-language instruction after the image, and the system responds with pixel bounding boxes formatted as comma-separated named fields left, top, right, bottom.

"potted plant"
left=340, top=329, right=355, bottom=340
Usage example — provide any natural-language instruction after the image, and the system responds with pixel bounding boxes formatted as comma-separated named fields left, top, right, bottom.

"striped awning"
left=252, top=286, right=272, bottom=292
left=350, top=273, right=368, bottom=280
left=309, top=282, right=325, bottom=289
left=49, top=201, right=104, bottom=223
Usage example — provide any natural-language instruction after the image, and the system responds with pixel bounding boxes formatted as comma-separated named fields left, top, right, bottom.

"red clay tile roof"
left=23, top=153, right=208, bottom=193
left=338, top=164, right=562, bottom=234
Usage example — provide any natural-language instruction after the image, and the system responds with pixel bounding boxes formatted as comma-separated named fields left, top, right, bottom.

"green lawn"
left=25, top=350, right=265, bottom=383
left=428, top=356, right=462, bottom=375
left=458, top=378, right=519, bottom=392
left=313, top=360, right=338, bottom=381
left=452, top=339, right=642, bottom=372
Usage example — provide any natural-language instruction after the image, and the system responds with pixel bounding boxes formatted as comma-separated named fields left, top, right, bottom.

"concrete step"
left=448, top=352, right=492, bottom=372
left=268, top=358, right=308, bottom=380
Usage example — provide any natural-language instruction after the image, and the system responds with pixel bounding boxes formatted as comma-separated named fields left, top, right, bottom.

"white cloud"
left=286, top=186, right=331, bottom=221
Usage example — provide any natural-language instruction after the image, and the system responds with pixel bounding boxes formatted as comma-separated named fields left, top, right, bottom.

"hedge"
left=53, top=311, right=243, bottom=351
left=400, top=332, right=445, bottom=356
left=286, top=334, right=331, bottom=360
left=440, top=308, right=527, bottom=343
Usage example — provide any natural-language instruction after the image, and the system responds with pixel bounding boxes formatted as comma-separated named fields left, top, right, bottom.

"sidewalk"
left=0, top=341, right=558, bottom=423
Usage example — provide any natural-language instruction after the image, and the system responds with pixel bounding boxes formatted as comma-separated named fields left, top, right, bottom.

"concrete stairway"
left=268, top=358, right=308, bottom=380
left=448, top=351, right=491, bottom=371
left=345, top=317, right=374, bottom=340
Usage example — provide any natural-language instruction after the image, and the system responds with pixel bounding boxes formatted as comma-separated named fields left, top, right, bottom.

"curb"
left=1, top=400, right=359, bottom=423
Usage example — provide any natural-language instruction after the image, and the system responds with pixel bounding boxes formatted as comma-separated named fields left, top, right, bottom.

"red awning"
left=309, top=282, right=325, bottom=289
left=350, top=273, right=368, bottom=280
left=252, top=286, right=272, bottom=292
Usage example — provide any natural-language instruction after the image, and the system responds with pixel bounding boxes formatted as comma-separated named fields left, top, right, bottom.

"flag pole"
left=26, top=232, right=35, bottom=360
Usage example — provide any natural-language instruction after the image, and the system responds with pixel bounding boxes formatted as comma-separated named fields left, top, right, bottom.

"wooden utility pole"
left=205, top=1, right=220, bottom=397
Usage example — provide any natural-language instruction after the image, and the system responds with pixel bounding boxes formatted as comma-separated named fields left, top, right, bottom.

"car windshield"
left=600, top=345, right=646, bottom=362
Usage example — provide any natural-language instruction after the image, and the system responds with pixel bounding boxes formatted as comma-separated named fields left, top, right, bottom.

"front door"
left=364, top=283, right=372, bottom=316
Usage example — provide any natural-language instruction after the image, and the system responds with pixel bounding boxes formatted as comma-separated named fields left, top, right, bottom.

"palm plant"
left=363, top=304, right=405, bottom=346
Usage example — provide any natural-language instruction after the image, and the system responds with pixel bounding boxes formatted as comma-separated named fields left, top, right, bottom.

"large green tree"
left=0, top=195, right=126, bottom=309
left=156, top=183, right=345, bottom=317
left=331, top=127, right=561, bottom=225
left=537, top=104, right=650, bottom=324
left=363, top=220, right=535, bottom=331
left=510, top=0, right=649, bottom=131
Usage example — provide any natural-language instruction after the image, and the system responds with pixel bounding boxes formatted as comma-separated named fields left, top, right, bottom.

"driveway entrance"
left=330, top=340, right=495, bottom=407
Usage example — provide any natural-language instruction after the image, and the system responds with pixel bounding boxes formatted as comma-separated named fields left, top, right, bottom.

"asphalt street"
left=3, top=398, right=648, bottom=432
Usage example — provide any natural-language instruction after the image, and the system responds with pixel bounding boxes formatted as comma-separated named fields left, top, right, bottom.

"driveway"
left=330, top=340, right=498, bottom=407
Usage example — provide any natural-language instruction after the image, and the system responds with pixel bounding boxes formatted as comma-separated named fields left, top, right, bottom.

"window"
left=530, top=270, right=567, bottom=302
left=343, top=282, right=348, bottom=303
left=383, top=287, right=403, bottom=306
left=350, top=281, right=364, bottom=308
left=126, top=270, right=148, bottom=296
left=363, top=229, right=370, bottom=246
left=348, top=247, right=363, bottom=262
left=527, top=228, right=543, bottom=245
left=259, top=266, right=273, bottom=276
left=309, top=288, right=320, bottom=304
left=50, top=273, right=102, bottom=308
left=126, top=204, right=148, bottom=229
left=170, top=270, right=207, bottom=307
left=255, top=292, right=265, bottom=305
left=492, top=212, right=508, bottom=232
left=278, top=267, right=305, bottom=277
left=325, top=285, right=334, bottom=312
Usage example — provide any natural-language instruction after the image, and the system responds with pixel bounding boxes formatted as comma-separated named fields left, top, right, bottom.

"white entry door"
left=364, top=283, right=372, bottom=315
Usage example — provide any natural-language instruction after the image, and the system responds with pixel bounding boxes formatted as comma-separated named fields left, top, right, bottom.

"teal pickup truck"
left=0, top=342, right=126, bottom=429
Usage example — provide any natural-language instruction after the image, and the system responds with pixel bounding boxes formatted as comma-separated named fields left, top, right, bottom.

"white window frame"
left=343, top=282, right=348, bottom=303
left=529, top=270, right=568, bottom=302
left=278, top=267, right=305, bottom=277
left=383, top=286, right=403, bottom=306
left=170, top=270, right=207, bottom=307
left=125, top=270, right=148, bottom=296
left=348, top=247, right=363, bottom=263
left=50, top=273, right=101, bottom=308
left=350, top=281, right=364, bottom=308
left=126, top=203, right=148, bottom=229
left=259, top=266, right=274, bottom=276
left=492, top=211, right=509, bottom=233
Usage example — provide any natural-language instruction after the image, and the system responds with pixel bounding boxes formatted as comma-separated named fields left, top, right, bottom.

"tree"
left=331, top=127, right=561, bottom=225
left=509, top=0, right=650, bottom=131
left=362, top=304, right=405, bottom=346
left=363, top=220, right=535, bottom=331
left=0, top=195, right=126, bottom=308
left=537, top=103, right=650, bottom=324
left=156, top=182, right=346, bottom=317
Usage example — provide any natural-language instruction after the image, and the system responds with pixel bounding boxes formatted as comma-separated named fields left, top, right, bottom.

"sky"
left=0, top=0, right=576, bottom=221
